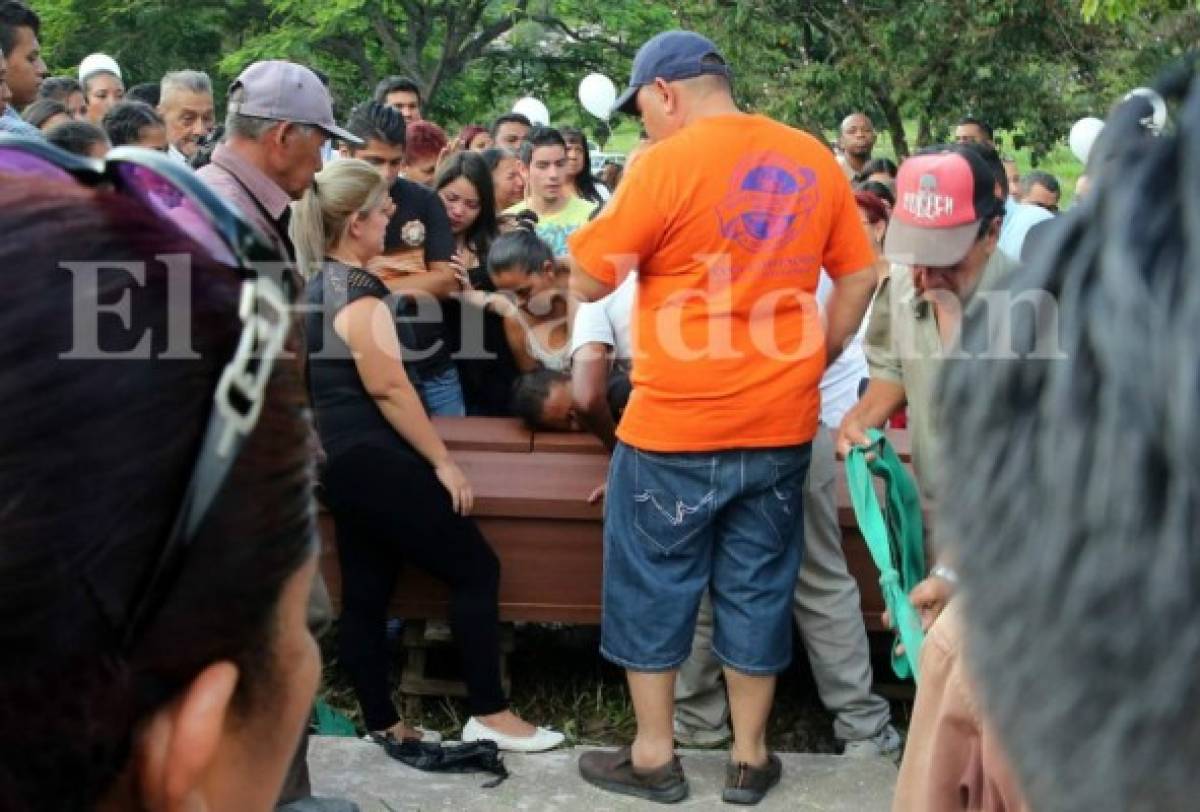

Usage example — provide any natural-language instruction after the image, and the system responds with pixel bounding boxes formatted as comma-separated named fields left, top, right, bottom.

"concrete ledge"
left=309, top=736, right=896, bottom=811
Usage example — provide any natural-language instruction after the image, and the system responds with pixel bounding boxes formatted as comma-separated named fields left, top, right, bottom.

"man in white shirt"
left=569, top=272, right=636, bottom=450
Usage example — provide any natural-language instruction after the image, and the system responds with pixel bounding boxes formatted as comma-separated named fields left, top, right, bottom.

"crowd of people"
left=1, top=0, right=1197, bottom=810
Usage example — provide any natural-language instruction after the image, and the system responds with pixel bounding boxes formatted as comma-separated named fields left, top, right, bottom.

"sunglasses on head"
left=0, top=135, right=295, bottom=651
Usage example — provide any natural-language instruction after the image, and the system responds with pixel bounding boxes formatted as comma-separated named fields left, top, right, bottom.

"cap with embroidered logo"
left=883, top=148, right=1003, bottom=267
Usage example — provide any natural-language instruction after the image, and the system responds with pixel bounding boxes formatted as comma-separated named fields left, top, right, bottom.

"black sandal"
left=369, top=734, right=510, bottom=789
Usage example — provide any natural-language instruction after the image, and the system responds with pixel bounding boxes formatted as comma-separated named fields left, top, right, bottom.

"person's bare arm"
left=367, top=252, right=463, bottom=299
left=835, top=378, right=907, bottom=458
left=457, top=289, right=521, bottom=318
left=824, top=265, right=878, bottom=366
left=378, top=268, right=461, bottom=299
left=836, top=265, right=909, bottom=458
left=571, top=342, right=618, bottom=451
left=502, top=315, right=538, bottom=373
left=568, top=256, right=615, bottom=315
left=333, top=298, right=473, bottom=514
left=368, top=250, right=426, bottom=276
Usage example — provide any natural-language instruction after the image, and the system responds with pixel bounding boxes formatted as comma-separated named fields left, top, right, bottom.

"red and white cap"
left=883, top=150, right=1000, bottom=267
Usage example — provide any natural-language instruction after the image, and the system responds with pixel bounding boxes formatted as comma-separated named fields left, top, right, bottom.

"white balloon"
left=512, top=96, right=550, bottom=126
left=578, top=73, right=617, bottom=120
left=1069, top=117, right=1105, bottom=165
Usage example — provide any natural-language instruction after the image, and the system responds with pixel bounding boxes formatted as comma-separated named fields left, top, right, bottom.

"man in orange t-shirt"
left=570, top=30, right=877, bottom=806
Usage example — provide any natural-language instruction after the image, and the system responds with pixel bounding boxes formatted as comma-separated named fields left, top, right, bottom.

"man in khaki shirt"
left=851, top=228, right=1018, bottom=505
left=838, top=145, right=1017, bottom=616
left=835, top=145, right=1027, bottom=811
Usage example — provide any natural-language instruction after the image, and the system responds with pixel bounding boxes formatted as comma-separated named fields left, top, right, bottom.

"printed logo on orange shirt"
left=717, top=154, right=818, bottom=254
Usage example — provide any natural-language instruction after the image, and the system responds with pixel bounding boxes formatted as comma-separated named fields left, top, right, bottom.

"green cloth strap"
left=845, top=429, right=927, bottom=681
left=313, top=699, right=358, bottom=737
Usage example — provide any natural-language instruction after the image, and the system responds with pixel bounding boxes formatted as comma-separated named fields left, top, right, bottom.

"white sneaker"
left=841, top=724, right=903, bottom=762
left=462, top=716, right=565, bottom=753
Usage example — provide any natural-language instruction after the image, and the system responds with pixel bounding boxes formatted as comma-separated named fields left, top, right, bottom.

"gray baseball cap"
left=613, top=30, right=732, bottom=117
left=228, top=60, right=362, bottom=145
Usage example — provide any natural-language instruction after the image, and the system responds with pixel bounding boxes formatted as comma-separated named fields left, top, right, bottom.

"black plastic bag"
left=369, top=734, right=510, bottom=789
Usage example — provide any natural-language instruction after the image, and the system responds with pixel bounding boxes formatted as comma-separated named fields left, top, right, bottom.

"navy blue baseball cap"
left=612, top=30, right=733, bottom=117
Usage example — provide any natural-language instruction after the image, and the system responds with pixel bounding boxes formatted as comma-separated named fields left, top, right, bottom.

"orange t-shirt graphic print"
left=717, top=155, right=819, bottom=254
left=569, top=114, right=874, bottom=453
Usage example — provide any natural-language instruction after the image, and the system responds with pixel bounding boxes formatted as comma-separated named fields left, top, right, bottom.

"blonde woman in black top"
left=293, top=159, right=563, bottom=753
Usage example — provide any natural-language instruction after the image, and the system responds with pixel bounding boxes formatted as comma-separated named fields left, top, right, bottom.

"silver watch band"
left=931, top=563, right=959, bottom=585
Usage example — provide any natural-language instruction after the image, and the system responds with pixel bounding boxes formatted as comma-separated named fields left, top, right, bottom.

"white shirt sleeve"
left=570, top=272, right=637, bottom=360
left=817, top=271, right=869, bottom=428
left=571, top=299, right=617, bottom=357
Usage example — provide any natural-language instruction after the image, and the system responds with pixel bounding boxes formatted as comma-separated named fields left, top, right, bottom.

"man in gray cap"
left=198, top=60, right=361, bottom=263
left=198, top=60, right=362, bottom=812
left=570, top=29, right=877, bottom=806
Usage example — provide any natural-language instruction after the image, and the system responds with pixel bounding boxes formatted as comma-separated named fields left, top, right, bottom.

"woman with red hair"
left=455, top=124, right=493, bottom=152
left=854, top=189, right=891, bottom=285
left=853, top=188, right=906, bottom=428
left=403, top=120, right=450, bottom=187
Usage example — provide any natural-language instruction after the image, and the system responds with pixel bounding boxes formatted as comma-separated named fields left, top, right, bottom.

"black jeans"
left=322, top=442, right=508, bottom=730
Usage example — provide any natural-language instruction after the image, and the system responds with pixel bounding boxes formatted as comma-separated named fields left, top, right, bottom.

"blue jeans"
left=417, top=366, right=466, bottom=417
left=601, top=441, right=811, bottom=675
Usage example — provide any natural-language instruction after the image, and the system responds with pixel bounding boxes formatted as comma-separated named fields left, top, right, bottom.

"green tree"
left=34, top=0, right=266, bottom=88
left=1082, top=0, right=1198, bottom=20
left=33, top=0, right=1195, bottom=158
left=219, top=0, right=670, bottom=128
left=680, top=0, right=1145, bottom=160
left=219, top=0, right=533, bottom=105
left=428, top=5, right=672, bottom=136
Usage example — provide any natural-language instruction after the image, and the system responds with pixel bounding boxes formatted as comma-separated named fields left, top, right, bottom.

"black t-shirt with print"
left=384, top=177, right=457, bottom=376
left=384, top=177, right=456, bottom=258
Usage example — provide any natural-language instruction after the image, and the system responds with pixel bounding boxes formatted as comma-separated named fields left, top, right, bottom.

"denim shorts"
left=600, top=441, right=812, bottom=675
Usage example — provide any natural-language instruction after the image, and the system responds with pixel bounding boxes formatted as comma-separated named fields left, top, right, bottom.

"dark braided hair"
left=936, top=58, right=1200, bottom=812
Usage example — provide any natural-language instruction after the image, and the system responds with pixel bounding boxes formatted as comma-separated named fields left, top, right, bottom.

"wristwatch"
left=931, top=563, right=959, bottom=585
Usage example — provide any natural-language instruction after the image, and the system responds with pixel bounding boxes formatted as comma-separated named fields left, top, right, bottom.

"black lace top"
left=305, top=261, right=420, bottom=461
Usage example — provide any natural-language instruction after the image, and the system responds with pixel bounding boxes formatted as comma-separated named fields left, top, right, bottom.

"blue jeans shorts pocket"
left=757, top=450, right=808, bottom=547
left=632, top=449, right=717, bottom=555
